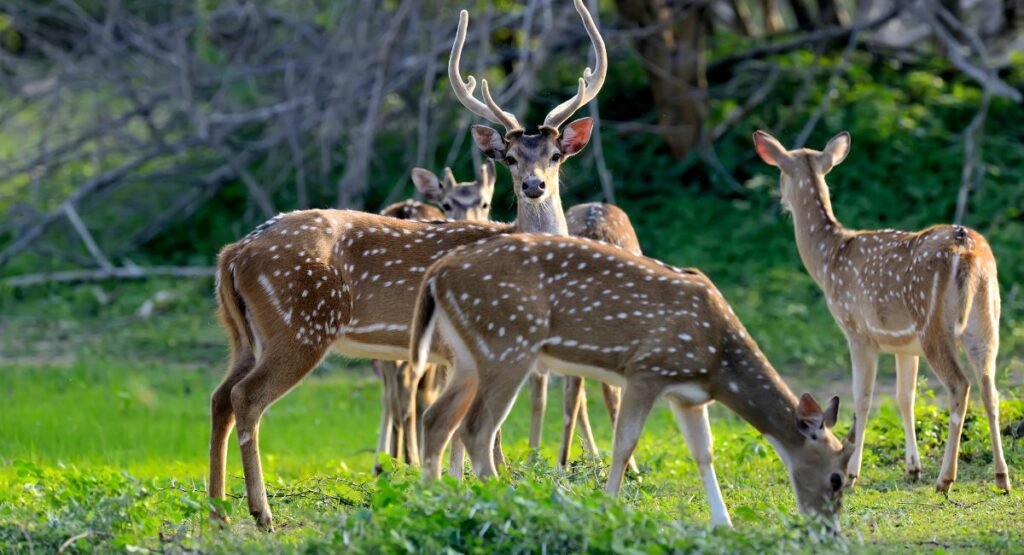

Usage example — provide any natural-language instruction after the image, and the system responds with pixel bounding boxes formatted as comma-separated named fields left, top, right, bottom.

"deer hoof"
left=209, top=510, right=231, bottom=527
left=996, top=472, right=1011, bottom=494
left=253, top=511, right=275, bottom=532
left=845, top=474, right=858, bottom=489
left=904, top=468, right=921, bottom=482
left=935, top=478, right=954, bottom=494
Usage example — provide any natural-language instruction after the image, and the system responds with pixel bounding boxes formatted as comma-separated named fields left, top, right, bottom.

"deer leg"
left=576, top=386, right=600, bottom=457
left=423, top=359, right=478, bottom=482
left=558, top=376, right=585, bottom=469
left=845, top=338, right=879, bottom=488
left=400, top=362, right=421, bottom=466
left=492, top=427, right=507, bottom=472
left=602, top=384, right=637, bottom=473
left=922, top=331, right=970, bottom=493
left=462, top=362, right=533, bottom=480
left=374, top=361, right=397, bottom=475
left=671, top=401, right=731, bottom=527
left=605, top=381, right=657, bottom=497
left=448, top=435, right=466, bottom=479
left=209, top=347, right=255, bottom=521
left=963, top=282, right=1010, bottom=492
left=895, top=354, right=922, bottom=481
left=529, top=370, right=548, bottom=450
left=229, top=346, right=325, bottom=531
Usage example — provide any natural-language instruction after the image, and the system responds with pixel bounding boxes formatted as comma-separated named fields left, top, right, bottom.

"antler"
left=449, top=10, right=523, bottom=134
left=541, top=0, right=607, bottom=132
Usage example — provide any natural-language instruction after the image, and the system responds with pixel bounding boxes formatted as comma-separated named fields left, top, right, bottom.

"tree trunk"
left=614, top=0, right=709, bottom=161
left=761, top=0, right=784, bottom=34
left=816, top=0, right=847, bottom=26
left=728, top=0, right=753, bottom=35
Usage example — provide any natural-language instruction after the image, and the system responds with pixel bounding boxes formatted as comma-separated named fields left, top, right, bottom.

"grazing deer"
left=410, top=234, right=854, bottom=526
left=752, top=130, right=1010, bottom=494
left=209, top=0, right=606, bottom=529
left=374, top=162, right=496, bottom=475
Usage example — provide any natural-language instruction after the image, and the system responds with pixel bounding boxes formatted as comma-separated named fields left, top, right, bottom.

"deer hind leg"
left=461, top=360, right=534, bottom=479
left=209, top=346, right=255, bottom=519
left=229, top=343, right=326, bottom=531
left=671, top=401, right=731, bottom=527
left=922, top=330, right=970, bottom=493
left=963, top=280, right=1010, bottom=492
left=558, top=376, right=585, bottom=469
left=602, top=384, right=637, bottom=473
left=529, top=370, right=548, bottom=450
left=576, top=385, right=600, bottom=458
left=895, top=354, right=922, bottom=481
left=605, top=381, right=658, bottom=497
left=845, top=338, right=879, bottom=488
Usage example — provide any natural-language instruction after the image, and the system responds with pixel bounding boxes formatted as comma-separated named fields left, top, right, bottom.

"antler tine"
left=449, top=10, right=523, bottom=133
left=542, top=0, right=608, bottom=131
left=480, top=80, right=523, bottom=134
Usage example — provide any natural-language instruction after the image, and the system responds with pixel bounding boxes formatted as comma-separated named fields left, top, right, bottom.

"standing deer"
left=410, top=234, right=854, bottom=526
left=209, top=0, right=606, bottom=529
left=752, top=130, right=1010, bottom=493
left=374, top=162, right=496, bottom=475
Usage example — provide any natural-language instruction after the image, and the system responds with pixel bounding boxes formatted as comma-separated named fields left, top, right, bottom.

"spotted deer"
left=753, top=130, right=1010, bottom=494
left=410, top=234, right=854, bottom=526
left=374, top=162, right=496, bottom=475
left=210, top=0, right=606, bottom=529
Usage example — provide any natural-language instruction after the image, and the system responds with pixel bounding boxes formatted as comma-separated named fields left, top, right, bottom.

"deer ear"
left=472, top=125, right=507, bottom=160
left=479, top=159, right=496, bottom=188
left=796, top=392, right=825, bottom=439
left=753, top=130, right=789, bottom=167
left=559, top=118, right=594, bottom=157
left=822, top=395, right=840, bottom=429
left=411, top=168, right=444, bottom=202
left=817, top=131, right=850, bottom=174
left=442, top=167, right=458, bottom=189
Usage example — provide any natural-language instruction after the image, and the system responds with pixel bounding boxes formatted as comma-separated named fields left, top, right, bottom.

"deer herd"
left=208, top=0, right=1011, bottom=533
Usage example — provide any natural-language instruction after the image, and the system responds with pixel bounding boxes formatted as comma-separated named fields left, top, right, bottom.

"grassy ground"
left=1, top=280, right=1023, bottom=553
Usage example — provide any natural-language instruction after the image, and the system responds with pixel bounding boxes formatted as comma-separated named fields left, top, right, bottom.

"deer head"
left=449, top=0, right=605, bottom=207
left=775, top=394, right=855, bottom=524
left=410, top=161, right=496, bottom=222
left=752, top=130, right=850, bottom=213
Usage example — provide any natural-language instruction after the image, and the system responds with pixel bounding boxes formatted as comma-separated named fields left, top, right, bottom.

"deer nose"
left=522, top=176, right=545, bottom=199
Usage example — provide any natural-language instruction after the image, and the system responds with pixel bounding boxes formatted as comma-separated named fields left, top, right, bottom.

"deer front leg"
left=605, top=381, right=657, bottom=497
left=602, top=383, right=638, bottom=473
left=558, top=376, right=584, bottom=469
left=529, top=370, right=549, bottom=450
left=895, top=354, right=922, bottom=481
left=845, top=337, right=879, bottom=488
left=671, top=401, right=731, bottom=527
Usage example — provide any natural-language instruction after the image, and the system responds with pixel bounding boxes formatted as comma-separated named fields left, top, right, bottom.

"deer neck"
left=711, top=334, right=806, bottom=454
left=514, top=193, right=568, bottom=236
left=789, top=169, right=846, bottom=287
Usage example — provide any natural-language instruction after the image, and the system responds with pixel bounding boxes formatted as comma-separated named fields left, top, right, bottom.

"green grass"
left=2, top=281, right=1023, bottom=553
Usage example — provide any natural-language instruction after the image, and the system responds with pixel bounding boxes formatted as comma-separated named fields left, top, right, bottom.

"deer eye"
left=442, top=203, right=452, bottom=211
left=504, top=155, right=518, bottom=166
left=830, top=473, right=843, bottom=492
left=550, top=153, right=562, bottom=163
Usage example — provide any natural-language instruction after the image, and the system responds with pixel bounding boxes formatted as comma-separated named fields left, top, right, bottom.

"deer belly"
left=537, top=353, right=626, bottom=388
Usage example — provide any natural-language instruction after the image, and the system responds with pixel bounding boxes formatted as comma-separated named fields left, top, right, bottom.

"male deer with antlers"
left=210, top=0, right=606, bottom=529
left=374, top=162, right=496, bottom=474
left=410, top=234, right=854, bottom=526
left=753, top=130, right=1010, bottom=494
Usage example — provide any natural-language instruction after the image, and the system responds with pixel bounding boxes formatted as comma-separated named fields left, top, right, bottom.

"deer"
left=209, top=0, right=606, bottom=529
left=373, top=161, right=496, bottom=474
left=752, top=130, right=1010, bottom=494
left=410, top=233, right=855, bottom=527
